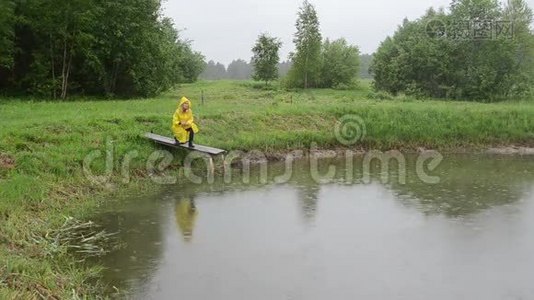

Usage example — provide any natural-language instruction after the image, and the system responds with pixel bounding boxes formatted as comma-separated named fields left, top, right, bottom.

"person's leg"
left=173, top=127, right=186, bottom=144
left=187, top=128, right=195, bottom=147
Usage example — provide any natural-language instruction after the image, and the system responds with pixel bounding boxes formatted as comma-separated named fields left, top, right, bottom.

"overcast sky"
left=163, top=0, right=534, bottom=65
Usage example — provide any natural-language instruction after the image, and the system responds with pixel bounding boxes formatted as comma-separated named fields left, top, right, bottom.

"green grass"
left=1, top=79, right=534, bottom=297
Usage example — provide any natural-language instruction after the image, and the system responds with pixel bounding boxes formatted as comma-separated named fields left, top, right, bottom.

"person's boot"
left=188, top=130, right=195, bottom=148
left=174, top=137, right=181, bottom=145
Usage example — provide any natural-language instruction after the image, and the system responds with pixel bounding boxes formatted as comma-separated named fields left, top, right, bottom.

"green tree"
left=179, top=45, right=206, bottom=83
left=319, top=38, right=360, bottom=88
left=0, top=0, right=204, bottom=98
left=200, top=61, right=227, bottom=80
left=85, top=2, right=196, bottom=97
left=288, top=0, right=322, bottom=88
left=12, top=0, right=97, bottom=98
left=501, top=0, right=534, bottom=97
left=251, top=33, right=282, bottom=84
left=227, top=59, right=253, bottom=80
left=370, top=0, right=534, bottom=101
left=278, top=60, right=292, bottom=77
left=371, top=10, right=453, bottom=97
left=0, top=0, right=15, bottom=91
left=369, top=37, right=401, bottom=94
left=0, top=0, right=15, bottom=69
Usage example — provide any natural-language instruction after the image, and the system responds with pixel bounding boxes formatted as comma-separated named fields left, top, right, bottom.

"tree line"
left=200, top=60, right=292, bottom=80
left=0, top=0, right=205, bottom=99
left=249, top=0, right=533, bottom=100
left=250, top=0, right=362, bottom=89
left=3, top=0, right=528, bottom=100
left=370, top=0, right=534, bottom=101
left=201, top=54, right=372, bottom=81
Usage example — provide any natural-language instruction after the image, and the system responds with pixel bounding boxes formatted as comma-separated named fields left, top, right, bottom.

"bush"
left=370, top=0, right=534, bottom=101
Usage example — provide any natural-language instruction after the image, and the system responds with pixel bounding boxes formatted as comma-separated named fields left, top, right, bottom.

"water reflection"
left=175, top=196, right=198, bottom=242
left=389, top=155, right=534, bottom=217
left=296, top=183, right=320, bottom=223
left=97, top=154, right=534, bottom=299
left=95, top=190, right=166, bottom=293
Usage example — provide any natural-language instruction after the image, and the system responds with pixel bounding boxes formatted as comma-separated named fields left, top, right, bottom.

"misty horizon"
left=162, top=0, right=534, bottom=65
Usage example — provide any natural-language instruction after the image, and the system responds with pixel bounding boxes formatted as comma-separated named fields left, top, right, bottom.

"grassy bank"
left=1, top=80, right=534, bottom=297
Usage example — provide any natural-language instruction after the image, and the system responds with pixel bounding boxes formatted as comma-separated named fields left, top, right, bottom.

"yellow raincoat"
left=171, top=97, right=199, bottom=143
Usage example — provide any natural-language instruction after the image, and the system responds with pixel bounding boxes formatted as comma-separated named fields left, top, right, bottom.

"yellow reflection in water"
left=175, top=198, right=198, bottom=242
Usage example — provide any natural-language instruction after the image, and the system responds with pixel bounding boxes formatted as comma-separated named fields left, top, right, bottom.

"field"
left=1, top=80, right=534, bottom=298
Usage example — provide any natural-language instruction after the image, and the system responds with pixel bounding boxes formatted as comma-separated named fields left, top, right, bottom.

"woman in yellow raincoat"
left=172, top=97, right=199, bottom=148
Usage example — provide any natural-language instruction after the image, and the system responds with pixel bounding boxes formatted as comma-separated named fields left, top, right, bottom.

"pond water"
left=97, top=154, right=534, bottom=300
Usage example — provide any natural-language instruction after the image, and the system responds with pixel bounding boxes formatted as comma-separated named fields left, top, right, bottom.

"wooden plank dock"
left=144, top=133, right=226, bottom=156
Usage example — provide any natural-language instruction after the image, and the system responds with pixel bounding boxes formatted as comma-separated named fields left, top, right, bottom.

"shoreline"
left=485, top=146, right=534, bottom=155
left=242, top=145, right=534, bottom=163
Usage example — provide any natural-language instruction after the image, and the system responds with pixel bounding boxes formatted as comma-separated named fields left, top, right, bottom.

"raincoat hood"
left=179, top=97, right=192, bottom=108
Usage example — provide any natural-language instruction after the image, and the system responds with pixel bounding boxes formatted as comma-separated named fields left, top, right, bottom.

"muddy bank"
left=485, top=146, right=534, bottom=155
left=223, top=146, right=534, bottom=166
